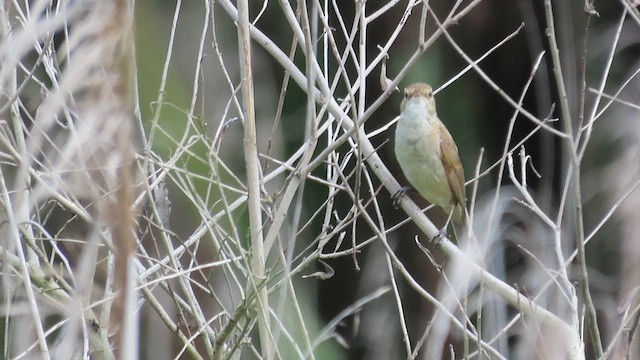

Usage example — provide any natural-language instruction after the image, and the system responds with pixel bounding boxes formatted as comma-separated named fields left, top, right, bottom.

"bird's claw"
left=392, top=186, right=413, bottom=208
left=431, top=227, right=448, bottom=246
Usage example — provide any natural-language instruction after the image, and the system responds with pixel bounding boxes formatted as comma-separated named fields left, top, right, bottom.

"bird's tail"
left=452, top=205, right=470, bottom=242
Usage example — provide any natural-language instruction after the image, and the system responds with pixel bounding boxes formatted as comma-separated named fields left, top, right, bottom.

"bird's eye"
left=404, top=90, right=410, bottom=98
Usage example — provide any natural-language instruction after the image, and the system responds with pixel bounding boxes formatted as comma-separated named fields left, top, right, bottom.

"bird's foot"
left=430, top=227, right=448, bottom=246
left=392, top=186, right=414, bottom=208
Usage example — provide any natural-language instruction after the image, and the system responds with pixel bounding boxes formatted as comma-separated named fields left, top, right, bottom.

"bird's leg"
left=431, top=209, right=455, bottom=244
left=392, top=186, right=416, bottom=208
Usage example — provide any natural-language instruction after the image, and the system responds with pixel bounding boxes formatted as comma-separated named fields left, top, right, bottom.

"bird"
left=394, top=82, right=467, bottom=231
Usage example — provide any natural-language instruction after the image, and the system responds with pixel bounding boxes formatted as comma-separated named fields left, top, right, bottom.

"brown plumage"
left=395, top=82, right=467, bottom=225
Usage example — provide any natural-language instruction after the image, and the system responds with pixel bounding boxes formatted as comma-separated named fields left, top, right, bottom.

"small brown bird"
left=394, top=82, right=467, bottom=227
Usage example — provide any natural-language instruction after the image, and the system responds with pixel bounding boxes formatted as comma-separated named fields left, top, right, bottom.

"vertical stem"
left=236, top=0, right=272, bottom=358
left=544, top=0, right=602, bottom=356
left=544, top=0, right=572, bottom=141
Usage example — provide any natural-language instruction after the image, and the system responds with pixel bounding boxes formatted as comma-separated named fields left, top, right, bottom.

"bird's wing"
left=438, top=122, right=466, bottom=208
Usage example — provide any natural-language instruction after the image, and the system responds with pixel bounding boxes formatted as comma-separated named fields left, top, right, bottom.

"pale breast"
left=395, top=107, right=453, bottom=211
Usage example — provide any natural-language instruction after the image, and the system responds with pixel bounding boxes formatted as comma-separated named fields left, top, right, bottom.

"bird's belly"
left=395, top=127, right=452, bottom=210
